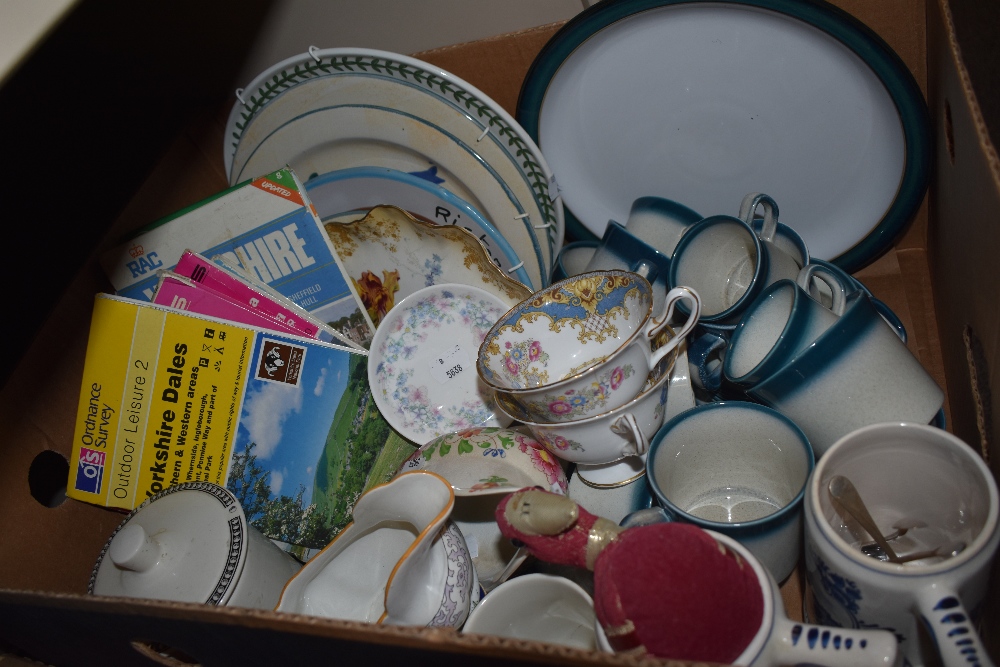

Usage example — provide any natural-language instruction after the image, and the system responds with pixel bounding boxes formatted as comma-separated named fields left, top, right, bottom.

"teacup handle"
left=647, top=286, right=701, bottom=368
left=687, top=330, right=727, bottom=393
left=610, top=413, right=648, bottom=457
left=915, top=587, right=995, bottom=667
left=765, top=616, right=900, bottom=667
left=739, top=192, right=780, bottom=243
left=796, top=263, right=848, bottom=315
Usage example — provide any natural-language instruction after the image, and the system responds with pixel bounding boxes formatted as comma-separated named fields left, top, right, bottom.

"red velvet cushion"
left=594, top=522, right=764, bottom=663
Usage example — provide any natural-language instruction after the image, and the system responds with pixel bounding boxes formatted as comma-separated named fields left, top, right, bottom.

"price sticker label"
left=429, top=344, right=470, bottom=385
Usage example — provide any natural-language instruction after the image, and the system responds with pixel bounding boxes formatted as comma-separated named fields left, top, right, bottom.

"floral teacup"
left=493, top=342, right=679, bottom=466
left=477, top=270, right=699, bottom=423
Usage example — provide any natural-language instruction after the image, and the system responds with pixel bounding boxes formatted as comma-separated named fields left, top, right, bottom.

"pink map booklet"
left=164, top=250, right=354, bottom=347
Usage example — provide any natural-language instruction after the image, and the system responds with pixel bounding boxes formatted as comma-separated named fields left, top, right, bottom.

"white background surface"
left=1, top=0, right=592, bottom=88
left=0, top=0, right=78, bottom=85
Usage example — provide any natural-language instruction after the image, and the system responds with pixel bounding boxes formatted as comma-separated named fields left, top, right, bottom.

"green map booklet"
left=68, top=294, right=415, bottom=560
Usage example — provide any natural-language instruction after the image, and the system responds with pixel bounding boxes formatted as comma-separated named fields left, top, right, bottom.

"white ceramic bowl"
left=462, top=573, right=597, bottom=650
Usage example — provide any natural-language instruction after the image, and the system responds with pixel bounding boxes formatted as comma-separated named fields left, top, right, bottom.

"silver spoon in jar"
left=857, top=518, right=926, bottom=551
left=827, top=475, right=901, bottom=563
left=862, top=540, right=967, bottom=563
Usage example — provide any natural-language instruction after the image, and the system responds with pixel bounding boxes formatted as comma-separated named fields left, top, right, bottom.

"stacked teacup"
left=721, top=259, right=944, bottom=457
left=477, top=269, right=701, bottom=467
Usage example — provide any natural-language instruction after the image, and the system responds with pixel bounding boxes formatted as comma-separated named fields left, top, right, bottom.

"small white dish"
left=369, top=284, right=514, bottom=445
left=462, top=573, right=597, bottom=650
left=306, top=167, right=535, bottom=290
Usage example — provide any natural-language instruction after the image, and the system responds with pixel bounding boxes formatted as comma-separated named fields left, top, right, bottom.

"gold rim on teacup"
left=493, top=325, right=678, bottom=426
left=476, top=270, right=698, bottom=427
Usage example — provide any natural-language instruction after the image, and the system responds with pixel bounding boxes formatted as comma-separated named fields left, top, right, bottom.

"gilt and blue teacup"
left=477, top=270, right=700, bottom=423
left=492, top=338, right=679, bottom=465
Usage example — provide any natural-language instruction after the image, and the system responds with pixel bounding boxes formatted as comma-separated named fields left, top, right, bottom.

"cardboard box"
left=1, top=0, right=998, bottom=664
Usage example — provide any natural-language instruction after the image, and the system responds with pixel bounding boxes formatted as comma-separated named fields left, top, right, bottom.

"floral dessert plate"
left=368, top=283, right=515, bottom=445
left=226, top=47, right=562, bottom=284
left=306, top=167, right=535, bottom=290
left=396, top=427, right=569, bottom=590
left=234, top=103, right=548, bottom=291
left=324, top=206, right=530, bottom=331
left=517, top=0, right=930, bottom=272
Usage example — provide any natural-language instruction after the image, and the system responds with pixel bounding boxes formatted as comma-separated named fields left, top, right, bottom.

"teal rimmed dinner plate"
left=517, top=0, right=930, bottom=273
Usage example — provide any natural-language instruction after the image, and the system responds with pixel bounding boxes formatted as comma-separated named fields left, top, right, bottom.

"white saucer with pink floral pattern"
left=369, top=283, right=514, bottom=445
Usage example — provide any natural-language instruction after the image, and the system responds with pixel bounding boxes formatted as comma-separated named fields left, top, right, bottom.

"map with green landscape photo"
left=228, top=346, right=416, bottom=558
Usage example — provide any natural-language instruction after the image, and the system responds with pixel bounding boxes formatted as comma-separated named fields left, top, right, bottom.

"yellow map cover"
left=68, top=294, right=413, bottom=556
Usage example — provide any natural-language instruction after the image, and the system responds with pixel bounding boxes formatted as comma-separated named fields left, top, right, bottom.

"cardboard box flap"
left=0, top=590, right=684, bottom=667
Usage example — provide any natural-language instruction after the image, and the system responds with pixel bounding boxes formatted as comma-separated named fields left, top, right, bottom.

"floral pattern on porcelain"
left=478, top=271, right=648, bottom=389
left=401, top=427, right=569, bottom=495
left=536, top=433, right=586, bottom=455
left=516, top=437, right=569, bottom=493
left=373, top=288, right=507, bottom=438
left=424, top=254, right=444, bottom=287
left=419, top=427, right=518, bottom=461
left=431, top=522, right=474, bottom=628
left=353, top=269, right=401, bottom=326
left=519, top=363, right=636, bottom=421
left=326, top=206, right=532, bottom=330
left=500, top=339, right=552, bottom=387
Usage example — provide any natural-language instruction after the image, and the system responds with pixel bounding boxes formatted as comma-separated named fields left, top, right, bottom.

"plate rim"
left=225, top=46, right=564, bottom=275
left=234, top=102, right=547, bottom=291
left=515, top=0, right=930, bottom=273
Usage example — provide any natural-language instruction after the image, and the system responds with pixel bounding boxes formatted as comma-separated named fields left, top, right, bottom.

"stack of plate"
left=225, top=47, right=564, bottom=292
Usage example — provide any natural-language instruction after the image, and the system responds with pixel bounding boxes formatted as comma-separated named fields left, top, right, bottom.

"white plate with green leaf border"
left=226, top=47, right=563, bottom=286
